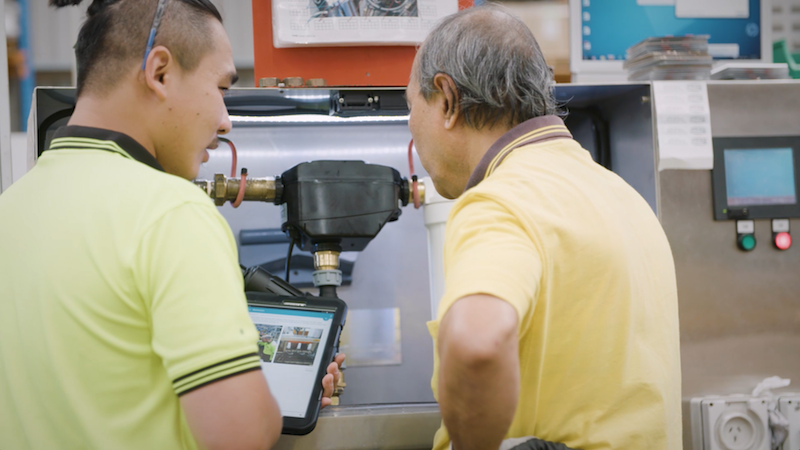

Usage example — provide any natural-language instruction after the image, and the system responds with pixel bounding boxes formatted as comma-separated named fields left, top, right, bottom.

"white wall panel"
left=28, top=0, right=254, bottom=72
left=216, top=0, right=255, bottom=67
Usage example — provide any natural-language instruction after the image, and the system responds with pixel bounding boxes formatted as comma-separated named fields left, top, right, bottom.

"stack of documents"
left=710, top=62, right=791, bottom=80
left=625, top=36, right=713, bottom=81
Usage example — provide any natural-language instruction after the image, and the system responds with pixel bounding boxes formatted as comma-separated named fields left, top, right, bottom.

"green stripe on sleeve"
left=173, top=354, right=261, bottom=396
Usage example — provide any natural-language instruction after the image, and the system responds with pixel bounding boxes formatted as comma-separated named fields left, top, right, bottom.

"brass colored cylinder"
left=258, top=77, right=280, bottom=88
left=223, top=177, right=277, bottom=203
left=194, top=174, right=277, bottom=206
left=408, top=178, right=426, bottom=206
left=283, top=77, right=305, bottom=87
left=314, top=251, right=340, bottom=271
left=306, top=78, right=327, bottom=87
left=194, top=179, right=213, bottom=197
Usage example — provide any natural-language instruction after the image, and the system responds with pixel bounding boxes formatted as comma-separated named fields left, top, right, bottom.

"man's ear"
left=433, top=73, right=460, bottom=130
left=143, top=45, right=173, bottom=101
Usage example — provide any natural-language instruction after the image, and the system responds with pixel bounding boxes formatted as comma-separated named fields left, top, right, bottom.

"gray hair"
left=414, top=4, right=558, bottom=130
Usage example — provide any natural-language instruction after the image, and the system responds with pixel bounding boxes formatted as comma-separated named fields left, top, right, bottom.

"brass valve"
left=408, top=178, right=426, bottom=206
left=194, top=174, right=278, bottom=206
left=314, top=250, right=340, bottom=271
left=195, top=172, right=424, bottom=208
left=330, top=370, right=346, bottom=406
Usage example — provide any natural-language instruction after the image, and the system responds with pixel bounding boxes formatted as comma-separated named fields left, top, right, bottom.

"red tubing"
left=217, top=137, right=238, bottom=177
left=407, top=139, right=415, bottom=175
left=232, top=168, right=247, bottom=208
left=408, top=139, right=421, bottom=209
left=227, top=139, right=237, bottom=178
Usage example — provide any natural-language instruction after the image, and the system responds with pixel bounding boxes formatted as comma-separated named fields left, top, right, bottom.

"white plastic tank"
left=422, top=177, right=456, bottom=320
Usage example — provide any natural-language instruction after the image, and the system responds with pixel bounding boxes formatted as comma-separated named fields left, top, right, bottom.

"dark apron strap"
left=507, top=437, right=579, bottom=450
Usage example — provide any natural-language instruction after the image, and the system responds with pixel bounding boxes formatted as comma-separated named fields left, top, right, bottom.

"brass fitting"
left=306, top=78, right=327, bottom=87
left=282, top=77, right=305, bottom=87
left=194, top=174, right=278, bottom=206
left=330, top=370, right=346, bottom=406
left=408, top=178, right=426, bottom=206
left=258, top=77, right=280, bottom=88
left=314, top=251, right=340, bottom=271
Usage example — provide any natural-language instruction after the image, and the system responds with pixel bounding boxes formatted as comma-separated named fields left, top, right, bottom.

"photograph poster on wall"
left=272, top=0, right=458, bottom=47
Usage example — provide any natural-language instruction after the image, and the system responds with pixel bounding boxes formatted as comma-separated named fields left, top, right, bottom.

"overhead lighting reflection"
left=229, top=114, right=410, bottom=124
left=282, top=94, right=332, bottom=101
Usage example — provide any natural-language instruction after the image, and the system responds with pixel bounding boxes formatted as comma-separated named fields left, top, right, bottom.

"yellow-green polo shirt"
left=0, top=126, right=260, bottom=449
left=428, top=116, right=682, bottom=450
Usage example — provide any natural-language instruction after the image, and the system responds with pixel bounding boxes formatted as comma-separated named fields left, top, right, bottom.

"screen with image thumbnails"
left=249, top=306, right=335, bottom=418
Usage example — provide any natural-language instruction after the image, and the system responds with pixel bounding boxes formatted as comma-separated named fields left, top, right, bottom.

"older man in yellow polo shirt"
left=406, top=5, right=682, bottom=450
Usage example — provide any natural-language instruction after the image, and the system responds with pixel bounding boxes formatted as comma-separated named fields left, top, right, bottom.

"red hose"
left=218, top=137, right=237, bottom=178
left=232, top=168, right=247, bottom=208
left=408, top=139, right=420, bottom=209
left=407, top=139, right=415, bottom=175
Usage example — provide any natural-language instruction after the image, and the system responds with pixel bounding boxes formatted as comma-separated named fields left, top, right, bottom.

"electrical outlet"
left=690, top=395, right=771, bottom=450
left=778, top=394, right=800, bottom=450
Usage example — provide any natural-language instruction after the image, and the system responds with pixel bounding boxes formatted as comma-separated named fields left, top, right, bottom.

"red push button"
left=774, top=232, right=792, bottom=250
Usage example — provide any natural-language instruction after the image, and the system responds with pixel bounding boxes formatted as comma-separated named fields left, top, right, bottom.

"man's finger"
left=326, top=361, right=339, bottom=385
left=334, top=353, right=346, bottom=367
left=332, top=354, right=345, bottom=385
left=322, top=373, right=334, bottom=399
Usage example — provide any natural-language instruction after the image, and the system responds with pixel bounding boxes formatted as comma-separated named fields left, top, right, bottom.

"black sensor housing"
left=278, top=161, right=408, bottom=252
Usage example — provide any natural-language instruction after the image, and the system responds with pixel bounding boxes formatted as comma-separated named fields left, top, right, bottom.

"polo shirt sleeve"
left=438, top=192, right=543, bottom=325
left=134, top=201, right=261, bottom=396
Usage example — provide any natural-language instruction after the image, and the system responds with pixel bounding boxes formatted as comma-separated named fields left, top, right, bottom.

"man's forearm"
left=438, top=296, right=520, bottom=450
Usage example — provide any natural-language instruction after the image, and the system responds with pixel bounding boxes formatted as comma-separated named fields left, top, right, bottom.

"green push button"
left=738, top=234, right=756, bottom=251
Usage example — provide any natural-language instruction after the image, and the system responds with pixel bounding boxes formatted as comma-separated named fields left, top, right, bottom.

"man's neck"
left=67, top=92, right=156, bottom=157
left=461, top=124, right=512, bottom=181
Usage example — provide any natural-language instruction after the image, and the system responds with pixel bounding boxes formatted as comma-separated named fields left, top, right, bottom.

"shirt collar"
left=48, top=126, right=165, bottom=172
left=464, top=115, right=572, bottom=192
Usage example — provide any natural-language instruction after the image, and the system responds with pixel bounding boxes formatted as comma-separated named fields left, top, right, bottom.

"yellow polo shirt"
left=0, top=126, right=260, bottom=449
left=428, top=116, right=682, bottom=450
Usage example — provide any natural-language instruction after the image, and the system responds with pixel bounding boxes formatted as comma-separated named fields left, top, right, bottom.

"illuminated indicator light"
left=774, top=232, right=792, bottom=250
left=738, top=234, right=756, bottom=251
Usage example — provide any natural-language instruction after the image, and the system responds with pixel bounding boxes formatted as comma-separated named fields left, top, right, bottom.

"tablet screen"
left=248, top=305, right=335, bottom=418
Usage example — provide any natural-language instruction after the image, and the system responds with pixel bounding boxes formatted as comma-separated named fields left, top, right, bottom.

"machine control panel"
left=712, top=138, right=798, bottom=252
left=772, top=219, right=792, bottom=251
left=712, top=137, right=800, bottom=221
left=736, top=220, right=757, bottom=252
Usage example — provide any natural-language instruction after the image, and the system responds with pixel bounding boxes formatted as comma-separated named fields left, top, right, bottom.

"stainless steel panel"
left=707, top=80, right=800, bottom=137
left=198, top=118, right=437, bottom=405
left=340, top=308, right=403, bottom=367
left=660, top=170, right=800, bottom=345
left=273, top=404, right=441, bottom=450
left=662, top=80, right=800, bottom=448
left=661, top=170, right=800, bottom=448
left=603, top=87, right=659, bottom=215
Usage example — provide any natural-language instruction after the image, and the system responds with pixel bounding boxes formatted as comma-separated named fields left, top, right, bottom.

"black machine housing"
left=277, top=160, right=410, bottom=253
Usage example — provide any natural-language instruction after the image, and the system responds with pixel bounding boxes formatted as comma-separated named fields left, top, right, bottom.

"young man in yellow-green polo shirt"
left=406, top=5, right=682, bottom=450
left=0, top=1, right=342, bottom=449
left=258, top=335, right=278, bottom=363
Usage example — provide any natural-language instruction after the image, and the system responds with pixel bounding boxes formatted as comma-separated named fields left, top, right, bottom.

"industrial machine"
left=30, top=83, right=653, bottom=449
left=195, top=159, right=423, bottom=299
left=30, top=80, right=800, bottom=449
